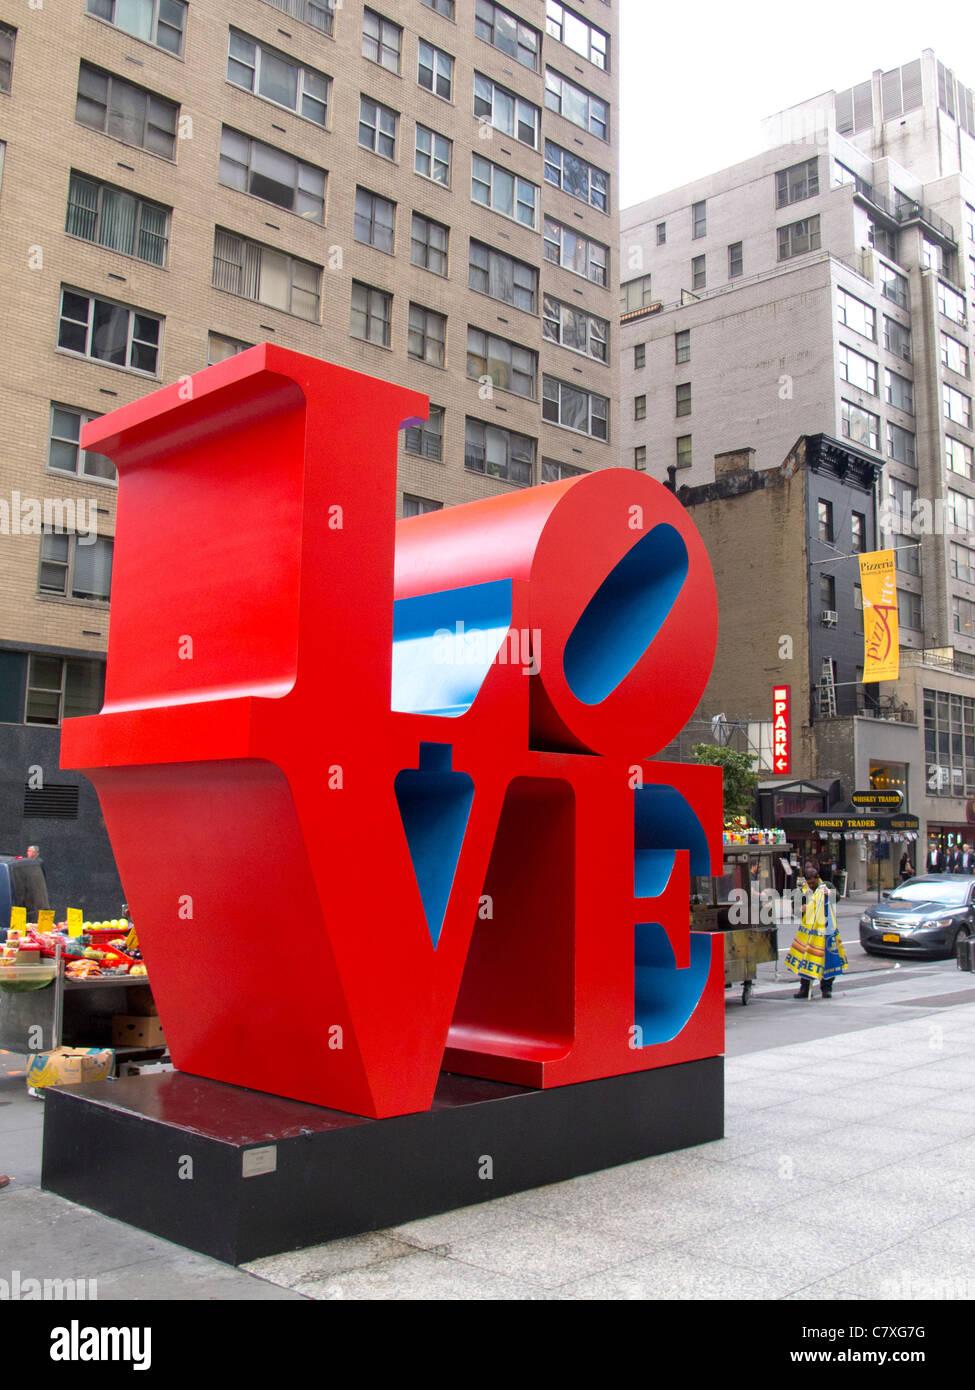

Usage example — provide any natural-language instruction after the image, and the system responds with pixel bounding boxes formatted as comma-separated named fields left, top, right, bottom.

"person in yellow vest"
left=785, top=869, right=848, bottom=999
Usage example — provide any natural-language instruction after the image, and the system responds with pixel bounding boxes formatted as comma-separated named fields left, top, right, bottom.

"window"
left=951, top=542, right=975, bottom=584
left=208, top=332, right=252, bottom=365
left=656, top=223, right=666, bottom=245
left=227, top=32, right=330, bottom=127
left=544, top=219, right=608, bottom=287
left=777, top=216, right=821, bottom=259
left=691, top=255, right=705, bottom=290
left=359, top=97, right=397, bottom=160
left=354, top=187, right=396, bottom=253
left=262, top=0, right=335, bottom=34
left=411, top=213, right=448, bottom=276
left=0, top=23, right=14, bottom=93
left=776, top=158, right=819, bottom=208
left=692, top=201, right=706, bottom=239
left=543, top=296, right=608, bottom=363
left=48, top=406, right=115, bottom=482
left=415, top=126, right=452, bottom=186
left=895, top=537, right=920, bottom=576
left=545, top=2, right=608, bottom=70
left=890, top=478, right=919, bottom=552
left=886, top=422, right=916, bottom=467
left=839, top=344, right=877, bottom=394
left=466, top=327, right=536, bottom=398
left=837, top=288, right=875, bottom=340
left=938, top=280, right=967, bottom=325
left=350, top=281, right=392, bottom=347
left=946, top=436, right=975, bottom=480
left=925, top=688, right=975, bottom=794
left=885, top=369, right=914, bottom=415
left=634, top=395, right=646, bottom=421
left=362, top=9, right=402, bottom=73
left=922, top=238, right=945, bottom=274
left=676, top=435, right=692, bottom=469
left=475, top=74, right=540, bottom=149
left=542, top=377, right=608, bottom=439
left=465, top=418, right=535, bottom=485
left=75, top=63, right=178, bottom=158
left=817, top=500, right=834, bottom=544
left=66, top=173, right=169, bottom=266
left=542, top=458, right=585, bottom=483
left=945, top=384, right=973, bottom=428
left=851, top=512, right=866, bottom=553
left=58, top=288, right=161, bottom=374
left=634, top=343, right=646, bottom=369
left=212, top=229, right=321, bottom=321
left=475, top=2, right=539, bottom=71
left=472, top=155, right=537, bottom=227
left=883, top=316, right=911, bottom=361
left=418, top=40, right=453, bottom=100
left=840, top=400, right=880, bottom=450
left=544, top=69, right=608, bottom=141
left=404, top=405, right=444, bottom=461
left=544, top=142, right=608, bottom=210
left=86, top=0, right=186, bottom=55
left=421, top=0, right=454, bottom=16
left=408, top=304, right=447, bottom=368
left=24, top=655, right=105, bottom=726
left=948, top=489, right=975, bottom=536
left=942, top=333, right=970, bottom=377
left=898, top=589, right=922, bottom=631
left=39, top=533, right=114, bottom=603
left=469, top=240, right=537, bottom=312
left=675, top=330, right=690, bottom=364
left=881, top=263, right=909, bottom=309
left=819, top=574, right=836, bottom=610
left=403, top=494, right=443, bottom=517
left=620, top=276, right=653, bottom=314
left=218, top=129, right=326, bottom=224
left=676, top=383, right=691, bottom=417
left=634, top=446, right=647, bottom=471
left=833, top=160, right=856, bottom=187
left=967, top=203, right=975, bottom=244
left=868, top=220, right=897, bottom=261
left=728, top=242, right=743, bottom=278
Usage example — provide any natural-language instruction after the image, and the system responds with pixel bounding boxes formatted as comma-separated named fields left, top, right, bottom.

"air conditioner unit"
left=821, top=610, right=838, bottom=627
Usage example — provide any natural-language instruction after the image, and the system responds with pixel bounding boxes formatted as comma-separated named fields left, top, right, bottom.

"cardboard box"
left=112, top=1014, right=166, bottom=1048
left=118, top=1059, right=174, bottom=1077
left=26, top=1047, right=115, bottom=1090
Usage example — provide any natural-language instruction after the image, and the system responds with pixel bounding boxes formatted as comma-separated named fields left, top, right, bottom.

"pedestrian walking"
left=899, top=848, right=914, bottom=882
left=785, top=870, right=848, bottom=999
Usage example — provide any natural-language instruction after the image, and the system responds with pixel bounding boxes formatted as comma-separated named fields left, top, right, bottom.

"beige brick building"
left=0, top=0, right=619, bottom=910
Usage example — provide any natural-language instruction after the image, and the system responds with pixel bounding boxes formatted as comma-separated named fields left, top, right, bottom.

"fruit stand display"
left=691, top=830, right=794, bottom=1005
left=0, top=913, right=163, bottom=1070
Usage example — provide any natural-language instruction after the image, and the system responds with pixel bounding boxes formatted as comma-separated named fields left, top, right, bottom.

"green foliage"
left=692, top=744, right=759, bottom=822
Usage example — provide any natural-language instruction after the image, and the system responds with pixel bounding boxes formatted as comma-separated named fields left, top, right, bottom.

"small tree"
left=692, top=744, right=759, bottom=824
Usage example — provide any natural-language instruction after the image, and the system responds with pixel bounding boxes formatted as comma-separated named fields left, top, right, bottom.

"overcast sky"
left=620, top=0, right=974, bottom=209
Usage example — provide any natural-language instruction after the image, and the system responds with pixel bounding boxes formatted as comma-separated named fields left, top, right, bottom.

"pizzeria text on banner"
left=859, top=549, right=899, bottom=684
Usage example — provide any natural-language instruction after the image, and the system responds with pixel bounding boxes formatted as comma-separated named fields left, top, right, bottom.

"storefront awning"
left=779, top=807, right=919, bottom=836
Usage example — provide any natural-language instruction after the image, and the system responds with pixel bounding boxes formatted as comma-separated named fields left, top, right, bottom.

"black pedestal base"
left=42, top=1059, right=724, bottom=1264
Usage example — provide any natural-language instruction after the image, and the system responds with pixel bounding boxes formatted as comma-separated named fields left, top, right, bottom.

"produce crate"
left=112, top=1014, right=165, bottom=1048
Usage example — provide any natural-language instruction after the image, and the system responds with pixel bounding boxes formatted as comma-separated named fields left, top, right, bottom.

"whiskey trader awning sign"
left=779, top=808, right=919, bottom=836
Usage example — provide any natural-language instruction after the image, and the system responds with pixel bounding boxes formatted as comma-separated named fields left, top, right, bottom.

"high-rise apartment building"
left=0, top=0, right=619, bottom=910
left=621, top=51, right=975, bottom=874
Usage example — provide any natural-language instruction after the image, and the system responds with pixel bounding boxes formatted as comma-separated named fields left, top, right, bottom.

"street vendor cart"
left=691, top=838, right=794, bottom=1004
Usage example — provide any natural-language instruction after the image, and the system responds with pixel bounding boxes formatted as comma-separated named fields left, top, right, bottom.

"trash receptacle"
left=834, top=869, right=848, bottom=899
left=957, top=936, right=975, bottom=972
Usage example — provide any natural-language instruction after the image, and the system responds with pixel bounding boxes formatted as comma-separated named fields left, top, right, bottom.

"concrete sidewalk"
left=1, top=964, right=973, bottom=1300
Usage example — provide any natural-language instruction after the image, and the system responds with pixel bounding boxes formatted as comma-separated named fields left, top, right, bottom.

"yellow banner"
left=859, top=550, right=899, bottom=683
